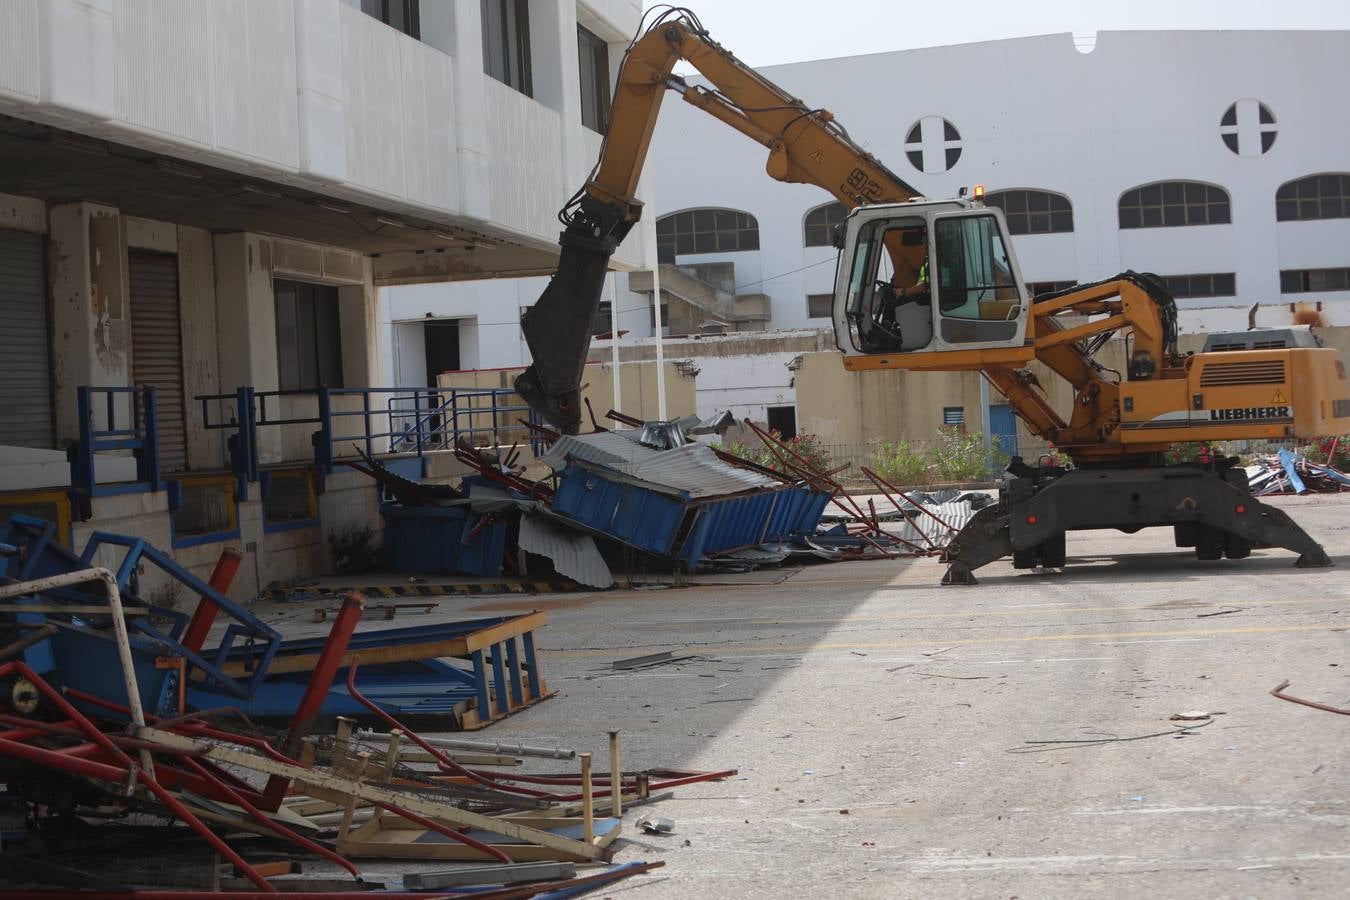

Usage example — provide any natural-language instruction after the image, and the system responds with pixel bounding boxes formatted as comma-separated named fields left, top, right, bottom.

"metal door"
left=0, top=228, right=52, bottom=449
left=989, top=403, right=1018, bottom=461
left=129, top=252, right=188, bottom=473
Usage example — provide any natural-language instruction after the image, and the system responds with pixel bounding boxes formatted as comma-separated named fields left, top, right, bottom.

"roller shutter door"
left=129, top=252, right=188, bottom=473
left=0, top=229, right=53, bottom=449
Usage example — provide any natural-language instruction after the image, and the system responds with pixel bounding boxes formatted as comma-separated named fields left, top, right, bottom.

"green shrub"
left=930, top=427, right=1007, bottom=482
left=783, top=432, right=833, bottom=473
left=724, top=440, right=778, bottom=471
left=725, top=430, right=832, bottom=476
left=870, top=439, right=929, bottom=486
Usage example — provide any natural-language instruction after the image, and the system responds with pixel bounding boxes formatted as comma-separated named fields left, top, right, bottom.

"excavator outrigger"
left=518, top=8, right=1348, bottom=583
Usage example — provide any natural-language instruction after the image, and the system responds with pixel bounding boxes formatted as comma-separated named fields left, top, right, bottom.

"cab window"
left=934, top=215, right=1019, bottom=320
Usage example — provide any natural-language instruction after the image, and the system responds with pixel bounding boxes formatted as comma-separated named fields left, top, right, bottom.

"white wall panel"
left=0, top=0, right=41, bottom=105
left=399, top=35, right=458, bottom=210
left=113, top=0, right=211, bottom=146
left=209, top=0, right=300, bottom=169
left=484, top=78, right=564, bottom=239
left=341, top=4, right=405, bottom=198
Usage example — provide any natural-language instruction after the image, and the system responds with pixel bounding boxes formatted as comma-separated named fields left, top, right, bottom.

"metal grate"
left=1198, top=360, right=1287, bottom=387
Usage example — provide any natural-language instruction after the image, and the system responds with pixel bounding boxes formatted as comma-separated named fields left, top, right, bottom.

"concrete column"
left=450, top=0, right=492, bottom=219
left=48, top=202, right=129, bottom=443
left=212, top=232, right=282, bottom=462
left=178, top=226, right=225, bottom=470
left=337, top=256, right=382, bottom=388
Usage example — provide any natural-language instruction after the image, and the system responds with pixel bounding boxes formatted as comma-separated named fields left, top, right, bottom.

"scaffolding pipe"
left=354, top=728, right=575, bottom=760
left=0, top=567, right=154, bottom=778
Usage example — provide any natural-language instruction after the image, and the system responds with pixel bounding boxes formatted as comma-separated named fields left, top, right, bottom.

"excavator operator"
left=892, top=228, right=930, bottom=303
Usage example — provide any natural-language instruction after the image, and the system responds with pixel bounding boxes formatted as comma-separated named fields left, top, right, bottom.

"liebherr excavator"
left=516, top=8, right=1348, bottom=583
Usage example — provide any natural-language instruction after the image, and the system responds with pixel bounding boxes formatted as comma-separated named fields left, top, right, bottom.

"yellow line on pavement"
left=547, top=622, right=1344, bottom=658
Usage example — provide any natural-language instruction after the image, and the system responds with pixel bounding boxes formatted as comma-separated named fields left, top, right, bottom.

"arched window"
left=1119, top=181, right=1230, bottom=229
left=803, top=202, right=846, bottom=247
left=656, top=209, right=760, bottom=263
left=984, top=189, right=1073, bottom=235
left=1276, top=173, right=1350, bottom=221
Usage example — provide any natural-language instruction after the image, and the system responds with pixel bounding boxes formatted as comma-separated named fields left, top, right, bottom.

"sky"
left=655, top=0, right=1350, bottom=67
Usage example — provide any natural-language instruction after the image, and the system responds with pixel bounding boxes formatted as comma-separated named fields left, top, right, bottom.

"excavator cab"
left=834, top=200, right=1031, bottom=363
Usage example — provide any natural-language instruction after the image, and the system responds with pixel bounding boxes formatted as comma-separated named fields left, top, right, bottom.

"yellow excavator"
left=516, top=9, right=1348, bottom=582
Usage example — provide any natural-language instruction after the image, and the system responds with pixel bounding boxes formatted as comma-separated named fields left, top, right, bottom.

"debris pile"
left=365, top=411, right=991, bottom=586
left=1246, top=447, right=1350, bottom=495
left=0, top=530, right=729, bottom=895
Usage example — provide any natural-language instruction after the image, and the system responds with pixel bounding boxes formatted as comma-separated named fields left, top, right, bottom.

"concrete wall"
left=2, top=197, right=388, bottom=593
left=70, top=490, right=328, bottom=604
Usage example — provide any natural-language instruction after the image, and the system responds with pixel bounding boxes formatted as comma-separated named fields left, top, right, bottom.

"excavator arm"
left=517, top=10, right=919, bottom=432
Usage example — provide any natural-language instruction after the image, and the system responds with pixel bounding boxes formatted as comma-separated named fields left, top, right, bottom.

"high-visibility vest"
left=917, top=261, right=929, bottom=284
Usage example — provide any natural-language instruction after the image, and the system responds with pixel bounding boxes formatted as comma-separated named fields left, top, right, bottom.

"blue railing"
left=198, top=386, right=536, bottom=488
left=69, top=386, right=162, bottom=508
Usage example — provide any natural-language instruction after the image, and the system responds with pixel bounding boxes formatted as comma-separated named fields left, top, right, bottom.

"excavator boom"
left=516, top=11, right=917, bottom=433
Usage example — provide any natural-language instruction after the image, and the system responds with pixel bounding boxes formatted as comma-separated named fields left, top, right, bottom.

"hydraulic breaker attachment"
left=517, top=196, right=637, bottom=434
left=940, top=463, right=1332, bottom=585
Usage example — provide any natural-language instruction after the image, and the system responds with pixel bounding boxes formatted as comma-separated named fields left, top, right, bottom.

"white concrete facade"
left=0, top=0, right=649, bottom=272
left=0, top=0, right=648, bottom=596
left=387, top=28, right=1350, bottom=417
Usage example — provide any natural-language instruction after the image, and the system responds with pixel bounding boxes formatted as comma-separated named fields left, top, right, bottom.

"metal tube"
left=0, top=567, right=153, bottom=778
left=181, top=547, right=245, bottom=652
left=0, top=662, right=274, bottom=892
left=651, top=266, right=667, bottom=420
left=181, top=755, right=363, bottom=879
left=0, top=624, right=58, bottom=662
left=370, top=798, right=513, bottom=864
left=344, top=658, right=552, bottom=798
left=608, top=731, right=622, bottom=817
left=609, top=276, right=623, bottom=429
left=354, top=728, right=575, bottom=760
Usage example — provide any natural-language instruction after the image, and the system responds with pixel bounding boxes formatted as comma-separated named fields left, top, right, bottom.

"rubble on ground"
left=1246, top=446, right=1350, bottom=495
left=0, top=526, right=727, bottom=895
left=365, top=412, right=987, bottom=587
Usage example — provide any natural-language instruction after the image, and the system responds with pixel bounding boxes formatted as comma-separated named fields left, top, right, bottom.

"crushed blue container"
left=380, top=502, right=505, bottom=576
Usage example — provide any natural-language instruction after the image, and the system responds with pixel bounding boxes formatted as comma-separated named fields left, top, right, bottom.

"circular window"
left=1220, top=101, right=1277, bottom=156
left=904, top=116, right=962, bottom=173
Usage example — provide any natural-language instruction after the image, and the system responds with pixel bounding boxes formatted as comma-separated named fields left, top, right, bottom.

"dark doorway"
left=425, top=321, right=460, bottom=384
left=766, top=405, right=797, bottom=440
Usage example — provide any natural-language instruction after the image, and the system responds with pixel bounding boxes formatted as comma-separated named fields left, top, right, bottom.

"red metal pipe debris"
left=368, top=798, right=512, bottom=864
left=281, top=591, right=365, bottom=757
left=179, top=756, right=364, bottom=879
left=180, top=547, right=244, bottom=653
left=0, top=661, right=274, bottom=892
left=343, top=658, right=553, bottom=799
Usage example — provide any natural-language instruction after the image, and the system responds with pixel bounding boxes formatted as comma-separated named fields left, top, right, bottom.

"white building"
left=0, top=0, right=649, bottom=596
left=386, top=28, right=1350, bottom=430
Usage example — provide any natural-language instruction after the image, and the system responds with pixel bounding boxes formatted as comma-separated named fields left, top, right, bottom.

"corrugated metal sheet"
left=0, top=228, right=52, bottom=449
left=519, top=514, right=614, bottom=589
left=129, top=252, right=188, bottom=473
left=544, top=434, right=778, bottom=499
left=541, top=431, right=648, bottom=470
